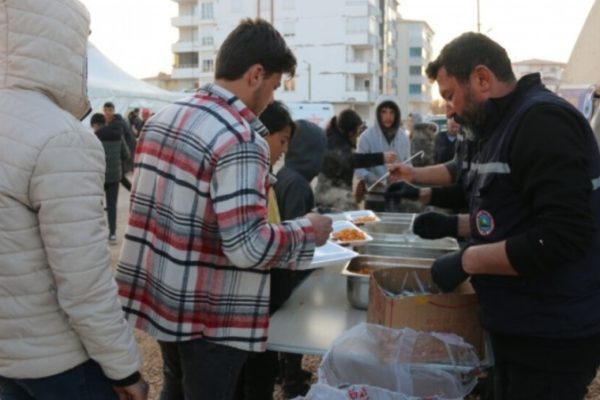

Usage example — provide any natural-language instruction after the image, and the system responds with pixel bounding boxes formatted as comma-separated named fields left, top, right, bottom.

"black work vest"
left=467, top=82, right=600, bottom=339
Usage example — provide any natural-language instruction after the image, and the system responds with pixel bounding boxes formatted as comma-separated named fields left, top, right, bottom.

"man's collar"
left=200, top=83, right=269, bottom=138
left=481, top=73, right=543, bottom=136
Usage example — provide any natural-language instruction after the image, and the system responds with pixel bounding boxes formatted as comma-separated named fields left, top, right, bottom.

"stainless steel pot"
left=341, top=255, right=432, bottom=310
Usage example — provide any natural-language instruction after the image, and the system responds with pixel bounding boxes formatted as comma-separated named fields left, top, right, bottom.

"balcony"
left=345, top=61, right=376, bottom=75
left=172, top=65, right=198, bottom=79
left=172, top=41, right=199, bottom=53
left=171, top=15, right=197, bottom=27
left=346, top=32, right=380, bottom=48
left=342, top=90, right=378, bottom=103
left=172, top=41, right=215, bottom=53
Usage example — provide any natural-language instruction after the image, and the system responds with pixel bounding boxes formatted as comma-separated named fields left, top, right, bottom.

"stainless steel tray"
left=356, top=243, right=453, bottom=259
left=341, top=255, right=432, bottom=310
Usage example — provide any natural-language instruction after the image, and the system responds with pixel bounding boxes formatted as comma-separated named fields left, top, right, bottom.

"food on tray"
left=332, top=228, right=367, bottom=242
left=352, top=215, right=378, bottom=224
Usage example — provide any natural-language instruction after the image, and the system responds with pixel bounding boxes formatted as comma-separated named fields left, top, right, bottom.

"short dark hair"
left=215, top=18, right=296, bottom=80
left=90, top=113, right=106, bottom=126
left=327, top=109, right=362, bottom=138
left=259, top=101, right=295, bottom=138
left=426, top=32, right=516, bottom=84
left=103, top=101, right=115, bottom=109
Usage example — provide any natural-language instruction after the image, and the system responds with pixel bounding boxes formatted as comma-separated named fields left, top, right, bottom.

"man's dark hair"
left=259, top=101, right=295, bottom=138
left=215, top=18, right=296, bottom=80
left=90, top=113, right=106, bottom=126
left=103, top=101, right=115, bottom=109
left=426, top=32, right=516, bottom=84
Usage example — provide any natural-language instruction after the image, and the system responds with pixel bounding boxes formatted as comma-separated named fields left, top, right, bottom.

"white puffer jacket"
left=0, top=0, right=140, bottom=381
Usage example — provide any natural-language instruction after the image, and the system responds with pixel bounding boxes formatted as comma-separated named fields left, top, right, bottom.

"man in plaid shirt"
left=116, top=19, right=332, bottom=399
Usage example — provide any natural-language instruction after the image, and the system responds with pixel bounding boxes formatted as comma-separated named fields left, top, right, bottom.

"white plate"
left=322, top=212, right=350, bottom=222
left=344, top=209, right=381, bottom=225
left=307, top=241, right=358, bottom=269
left=330, top=220, right=374, bottom=246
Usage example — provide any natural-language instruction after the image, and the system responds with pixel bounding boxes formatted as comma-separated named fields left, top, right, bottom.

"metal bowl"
left=341, top=255, right=432, bottom=310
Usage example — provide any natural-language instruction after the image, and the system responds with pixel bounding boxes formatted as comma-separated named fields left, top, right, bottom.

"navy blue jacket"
left=467, top=74, right=600, bottom=339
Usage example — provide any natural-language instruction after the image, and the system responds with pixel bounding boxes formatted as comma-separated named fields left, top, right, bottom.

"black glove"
left=384, top=181, right=420, bottom=202
left=413, top=212, right=458, bottom=239
left=431, top=249, right=469, bottom=293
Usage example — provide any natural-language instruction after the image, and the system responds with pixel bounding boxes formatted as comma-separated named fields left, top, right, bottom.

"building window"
left=201, top=2, right=214, bottom=19
left=202, top=59, right=214, bottom=73
left=364, top=79, right=370, bottom=89
left=346, top=17, right=368, bottom=33
left=409, top=47, right=422, bottom=57
left=409, top=84, right=422, bottom=94
left=409, top=66, right=422, bottom=76
left=284, top=77, right=296, bottom=92
left=201, top=36, right=214, bottom=46
left=175, top=52, right=198, bottom=68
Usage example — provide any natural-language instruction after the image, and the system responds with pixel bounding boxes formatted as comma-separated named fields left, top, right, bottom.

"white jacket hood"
left=0, top=0, right=91, bottom=119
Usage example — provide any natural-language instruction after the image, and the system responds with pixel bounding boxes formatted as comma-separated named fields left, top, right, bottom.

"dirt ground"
left=110, top=186, right=600, bottom=400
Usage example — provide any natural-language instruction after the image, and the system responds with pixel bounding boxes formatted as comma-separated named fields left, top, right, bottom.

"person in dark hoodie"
left=354, top=95, right=411, bottom=211
left=315, top=109, right=397, bottom=211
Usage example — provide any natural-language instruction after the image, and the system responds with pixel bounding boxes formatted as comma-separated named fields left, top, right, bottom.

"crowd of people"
left=1, top=1, right=600, bottom=400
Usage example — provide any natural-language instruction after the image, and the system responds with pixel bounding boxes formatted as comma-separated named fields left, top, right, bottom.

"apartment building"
left=396, top=19, right=434, bottom=117
left=513, top=59, right=565, bottom=92
left=170, top=0, right=401, bottom=120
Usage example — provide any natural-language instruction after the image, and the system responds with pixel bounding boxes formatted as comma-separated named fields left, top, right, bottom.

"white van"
left=286, top=102, right=335, bottom=128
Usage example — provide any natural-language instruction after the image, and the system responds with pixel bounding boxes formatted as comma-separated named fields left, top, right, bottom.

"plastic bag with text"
left=306, top=323, right=480, bottom=400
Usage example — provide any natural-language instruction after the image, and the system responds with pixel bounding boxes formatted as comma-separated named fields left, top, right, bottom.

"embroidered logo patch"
left=476, top=210, right=495, bottom=236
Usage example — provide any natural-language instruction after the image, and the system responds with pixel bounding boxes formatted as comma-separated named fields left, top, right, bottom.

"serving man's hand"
left=384, top=181, right=420, bottom=202
left=431, top=250, right=469, bottom=293
left=305, top=213, right=333, bottom=246
left=413, top=212, right=458, bottom=239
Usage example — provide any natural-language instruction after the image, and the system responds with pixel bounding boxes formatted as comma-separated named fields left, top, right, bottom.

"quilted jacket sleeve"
left=29, top=127, right=141, bottom=381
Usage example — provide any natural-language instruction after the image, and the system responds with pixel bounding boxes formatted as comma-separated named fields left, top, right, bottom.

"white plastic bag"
left=311, top=323, right=480, bottom=400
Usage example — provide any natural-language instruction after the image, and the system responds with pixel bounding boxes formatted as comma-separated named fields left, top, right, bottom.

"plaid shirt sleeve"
left=214, top=139, right=315, bottom=269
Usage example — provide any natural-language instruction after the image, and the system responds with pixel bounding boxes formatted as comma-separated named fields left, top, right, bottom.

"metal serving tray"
left=356, top=242, right=455, bottom=259
left=341, top=255, right=432, bottom=310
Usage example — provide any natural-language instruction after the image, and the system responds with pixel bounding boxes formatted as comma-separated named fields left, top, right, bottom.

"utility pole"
left=303, top=61, right=312, bottom=101
left=270, top=0, right=274, bottom=23
left=257, top=0, right=260, bottom=18
left=477, top=0, right=481, bottom=33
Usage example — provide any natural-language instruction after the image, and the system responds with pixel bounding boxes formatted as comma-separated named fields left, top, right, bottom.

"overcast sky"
left=79, top=0, right=595, bottom=79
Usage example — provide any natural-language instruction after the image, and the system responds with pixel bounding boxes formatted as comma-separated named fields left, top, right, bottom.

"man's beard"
left=453, top=89, right=487, bottom=140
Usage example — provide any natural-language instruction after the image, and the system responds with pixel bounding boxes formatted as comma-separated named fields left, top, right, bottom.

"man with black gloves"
left=424, top=32, right=600, bottom=400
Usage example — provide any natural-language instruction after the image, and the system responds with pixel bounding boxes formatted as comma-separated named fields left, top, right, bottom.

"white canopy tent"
left=561, top=0, right=600, bottom=89
left=87, top=43, right=185, bottom=117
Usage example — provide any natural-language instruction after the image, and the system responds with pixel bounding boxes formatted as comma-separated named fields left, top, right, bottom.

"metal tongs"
left=366, top=150, right=424, bottom=192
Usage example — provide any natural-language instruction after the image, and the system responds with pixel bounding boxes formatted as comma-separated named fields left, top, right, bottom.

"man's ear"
left=471, top=65, right=492, bottom=93
left=245, top=64, right=265, bottom=88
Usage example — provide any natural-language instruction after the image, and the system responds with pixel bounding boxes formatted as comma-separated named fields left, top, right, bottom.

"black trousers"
left=491, top=333, right=600, bottom=400
left=104, top=182, right=119, bottom=236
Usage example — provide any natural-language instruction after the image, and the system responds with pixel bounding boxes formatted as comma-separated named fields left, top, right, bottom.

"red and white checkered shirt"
left=116, top=83, right=316, bottom=352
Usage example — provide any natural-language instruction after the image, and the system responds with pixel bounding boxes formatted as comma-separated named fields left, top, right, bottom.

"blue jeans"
left=159, top=337, right=248, bottom=400
left=0, top=359, right=118, bottom=400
